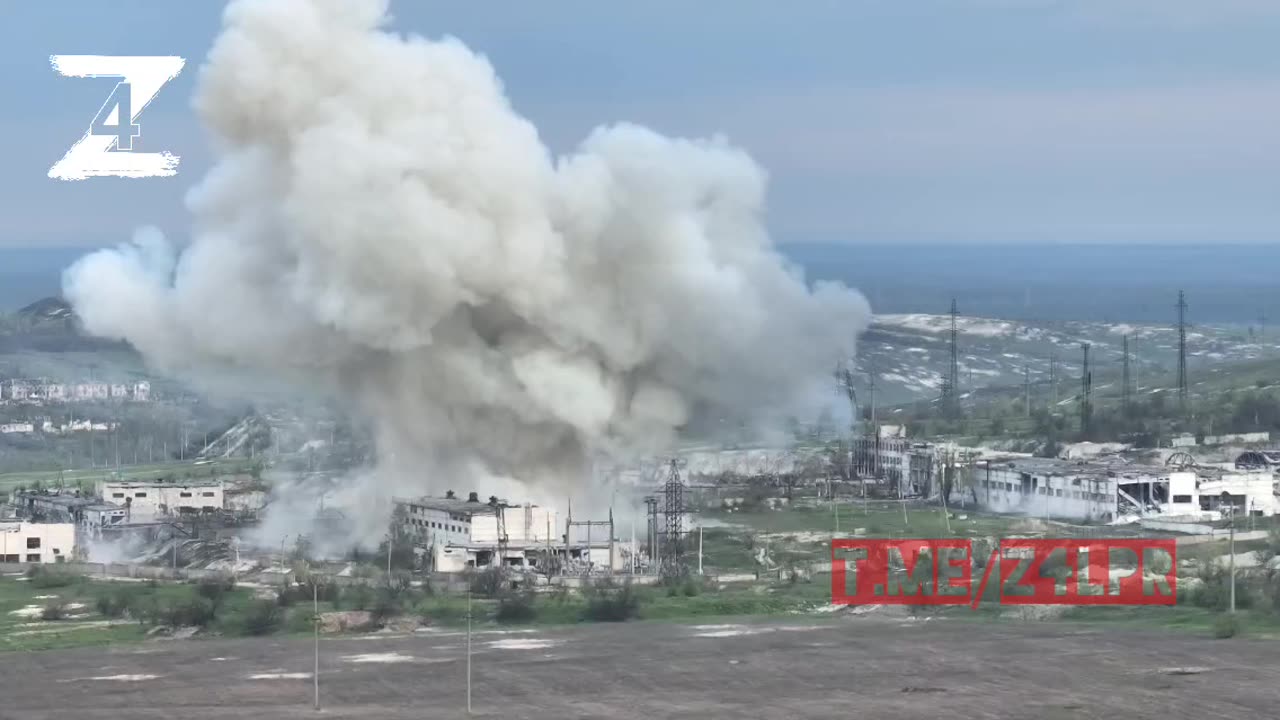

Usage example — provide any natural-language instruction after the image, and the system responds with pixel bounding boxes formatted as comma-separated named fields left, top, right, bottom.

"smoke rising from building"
left=63, top=0, right=871, bottom=548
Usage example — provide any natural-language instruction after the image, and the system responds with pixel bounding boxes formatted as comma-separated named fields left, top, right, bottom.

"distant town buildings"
left=0, top=379, right=152, bottom=405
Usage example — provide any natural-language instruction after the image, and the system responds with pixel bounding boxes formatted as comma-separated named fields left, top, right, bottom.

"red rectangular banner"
left=831, top=537, right=1176, bottom=608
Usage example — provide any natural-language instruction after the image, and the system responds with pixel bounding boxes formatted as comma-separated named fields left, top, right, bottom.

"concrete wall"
left=399, top=505, right=471, bottom=547
left=977, top=467, right=1118, bottom=521
left=100, top=481, right=224, bottom=520
left=472, top=505, right=558, bottom=544
left=1203, top=432, right=1270, bottom=446
left=1198, top=472, right=1277, bottom=516
left=0, top=522, right=76, bottom=563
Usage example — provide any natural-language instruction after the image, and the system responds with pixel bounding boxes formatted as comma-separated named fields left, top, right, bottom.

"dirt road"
left=1, top=617, right=1276, bottom=719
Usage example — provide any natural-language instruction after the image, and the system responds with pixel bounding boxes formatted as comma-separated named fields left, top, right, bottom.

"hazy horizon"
left=5, top=242, right=1278, bottom=325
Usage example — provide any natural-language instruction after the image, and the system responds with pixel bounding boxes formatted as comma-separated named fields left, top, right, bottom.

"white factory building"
left=98, top=479, right=224, bottom=521
left=394, top=493, right=620, bottom=573
left=973, top=457, right=1277, bottom=522
left=0, top=522, right=76, bottom=564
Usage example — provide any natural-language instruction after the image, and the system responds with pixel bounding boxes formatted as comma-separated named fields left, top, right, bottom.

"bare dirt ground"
left=1, top=617, right=1277, bottom=720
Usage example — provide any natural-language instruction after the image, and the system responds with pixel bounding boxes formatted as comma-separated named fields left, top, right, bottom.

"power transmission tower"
left=867, top=364, right=878, bottom=434
left=1121, top=334, right=1132, bottom=411
left=659, top=460, right=687, bottom=578
left=1080, top=343, right=1092, bottom=437
left=941, top=298, right=960, bottom=418
left=835, top=362, right=858, bottom=434
left=1176, top=290, right=1189, bottom=413
left=1049, top=350, right=1058, bottom=409
left=1023, top=364, right=1031, bottom=417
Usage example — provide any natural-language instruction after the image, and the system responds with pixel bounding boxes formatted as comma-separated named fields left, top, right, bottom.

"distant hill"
left=1, top=295, right=126, bottom=354
left=17, top=297, right=73, bottom=324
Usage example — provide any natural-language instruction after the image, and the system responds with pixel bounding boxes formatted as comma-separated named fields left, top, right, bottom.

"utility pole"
left=1080, top=343, right=1092, bottom=437
left=1023, top=364, right=1031, bottom=417
left=313, top=579, right=320, bottom=711
left=466, top=587, right=473, bottom=714
left=867, top=365, right=878, bottom=434
left=698, top=526, right=704, bottom=575
left=836, top=361, right=858, bottom=434
left=1226, top=499, right=1236, bottom=614
left=1177, top=290, right=1189, bottom=414
left=1121, top=334, right=1132, bottom=412
left=1049, top=350, right=1058, bottom=409
left=943, top=298, right=961, bottom=418
left=1133, top=337, right=1141, bottom=394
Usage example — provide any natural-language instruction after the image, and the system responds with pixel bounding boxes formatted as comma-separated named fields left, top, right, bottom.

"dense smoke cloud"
left=64, top=0, right=870, bottom=546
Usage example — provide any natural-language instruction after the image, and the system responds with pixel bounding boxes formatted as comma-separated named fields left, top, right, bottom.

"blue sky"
left=1, top=0, right=1278, bottom=248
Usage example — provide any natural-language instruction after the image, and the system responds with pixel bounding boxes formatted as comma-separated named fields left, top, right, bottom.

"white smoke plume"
left=64, top=0, right=871, bottom=549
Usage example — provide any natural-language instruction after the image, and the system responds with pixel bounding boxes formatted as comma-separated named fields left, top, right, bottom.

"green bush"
left=95, top=588, right=140, bottom=619
left=663, top=577, right=702, bottom=597
left=346, top=583, right=373, bottom=611
left=583, top=579, right=641, bottom=622
left=495, top=590, right=537, bottom=624
left=242, top=600, right=284, bottom=636
left=370, top=587, right=404, bottom=625
left=26, top=566, right=79, bottom=589
left=41, top=599, right=68, bottom=621
left=1212, top=613, right=1241, bottom=639
left=149, top=596, right=217, bottom=627
left=469, top=567, right=504, bottom=598
left=417, top=597, right=470, bottom=625
left=1189, top=566, right=1253, bottom=611
left=195, top=576, right=236, bottom=609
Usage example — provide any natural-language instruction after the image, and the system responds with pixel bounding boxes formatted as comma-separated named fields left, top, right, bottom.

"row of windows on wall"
left=0, top=550, right=64, bottom=563
left=981, top=480, right=1110, bottom=502
left=406, top=518, right=463, bottom=533
left=111, top=491, right=215, bottom=499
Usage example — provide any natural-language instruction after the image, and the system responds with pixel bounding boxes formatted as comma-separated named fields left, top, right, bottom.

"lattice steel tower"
left=1121, top=335, right=1132, bottom=411
left=1176, top=290, right=1189, bottom=412
left=1080, top=343, right=1092, bottom=436
left=660, top=459, right=687, bottom=578
left=941, top=298, right=961, bottom=417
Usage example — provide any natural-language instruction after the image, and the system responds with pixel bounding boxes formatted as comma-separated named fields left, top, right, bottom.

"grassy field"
left=0, top=458, right=258, bottom=493
left=0, top=571, right=155, bottom=651
left=707, top=501, right=1029, bottom=537
left=0, top=568, right=315, bottom=652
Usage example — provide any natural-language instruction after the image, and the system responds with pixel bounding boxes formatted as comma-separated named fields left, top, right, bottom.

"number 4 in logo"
left=48, top=55, right=185, bottom=181
left=92, top=81, right=142, bottom=151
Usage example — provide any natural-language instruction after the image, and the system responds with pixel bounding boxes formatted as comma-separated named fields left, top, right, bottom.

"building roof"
left=980, top=456, right=1171, bottom=480
left=103, top=479, right=222, bottom=489
left=394, top=496, right=502, bottom=516
left=16, top=492, right=97, bottom=509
